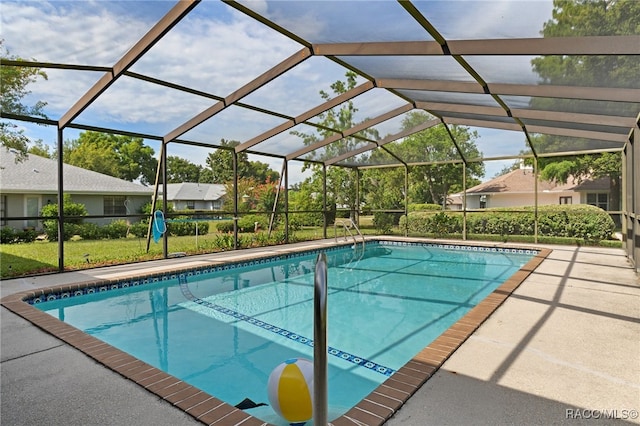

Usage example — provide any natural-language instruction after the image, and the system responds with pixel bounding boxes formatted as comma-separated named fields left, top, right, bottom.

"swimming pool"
left=6, top=238, right=548, bottom=425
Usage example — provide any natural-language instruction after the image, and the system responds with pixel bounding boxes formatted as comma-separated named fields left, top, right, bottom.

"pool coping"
left=0, top=237, right=550, bottom=426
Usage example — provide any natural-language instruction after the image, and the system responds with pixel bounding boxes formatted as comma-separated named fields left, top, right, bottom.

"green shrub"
left=213, top=233, right=235, bottom=249
left=102, top=220, right=129, bottom=239
left=401, top=204, right=614, bottom=242
left=287, top=214, right=302, bottom=231
left=42, top=222, right=80, bottom=241
left=238, top=214, right=268, bottom=233
left=167, top=218, right=193, bottom=237
left=408, top=203, right=442, bottom=212
left=129, top=222, right=149, bottom=238
left=373, top=212, right=395, bottom=234
left=76, top=223, right=104, bottom=240
left=270, top=230, right=287, bottom=244
left=466, top=211, right=535, bottom=236
left=40, top=195, right=88, bottom=241
left=215, top=220, right=235, bottom=233
left=431, top=211, right=460, bottom=236
left=0, top=227, right=35, bottom=244
left=1, top=227, right=17, bottom=244
left=40, top=195, right=87, bottom=224
left=400, top=211, right=463, bottom=236
left=296, top=212, right=324, bottom=227
left=14, top=229, right=37, bottom=243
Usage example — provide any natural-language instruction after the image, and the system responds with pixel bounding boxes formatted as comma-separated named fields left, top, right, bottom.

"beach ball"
left=267, top=358, right=314, bottom=424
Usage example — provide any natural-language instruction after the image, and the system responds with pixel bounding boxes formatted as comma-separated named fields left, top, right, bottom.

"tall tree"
left=202, top=140, right=245, bottom=183
left=0, top=40, right=48, bottom=161
left=291, top=71, right=378, bottom=217
left=362, top=165, right=405, bottom=213
left=494, top=161, right=521, bottom=178
left=165, top=155, right=202, bottom=183
left=398, top=112, right=484, bottom=206
left=529, top=0, right=639, bottom=211
left=201, top=139, right=279, bottom=184
left=62, top=131, right=157, bottom=184
left=27, top=140, right=53, bottom=158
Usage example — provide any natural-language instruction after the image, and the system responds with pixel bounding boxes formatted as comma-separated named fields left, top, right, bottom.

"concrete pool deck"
left=1, top=239, right=639, bottom=425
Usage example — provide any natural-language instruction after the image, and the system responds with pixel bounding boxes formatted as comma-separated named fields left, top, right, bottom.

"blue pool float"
left=152, top=210, right=166, bottom=243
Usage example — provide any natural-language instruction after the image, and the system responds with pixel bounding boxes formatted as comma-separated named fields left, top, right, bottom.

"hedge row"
left=399, top=204, right=615, bottom=242
left=42, top=220, right=132, bottom=242
left=38, top=217, right=210, bottom=242
left=127, top=219, right=210, bottom=239
left=214, top=214, right=302, bottom=233
left=0, top=227, right=38, bottom=244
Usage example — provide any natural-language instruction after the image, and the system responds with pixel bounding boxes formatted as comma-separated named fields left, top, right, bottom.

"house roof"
left=158, top=183, right=225, bottom=201
left=465, top=168, right=556, bottom=194
left=0, top=150, right=153, bottom=195
left=461, top=167, right=611, bottom=195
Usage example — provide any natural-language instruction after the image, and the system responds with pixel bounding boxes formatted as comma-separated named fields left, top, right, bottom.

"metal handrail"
left=314, top=253, right=328, bottom=426
left=334, top=218, right=365, bottom=248
left=350, top=220, right=365, bottom=247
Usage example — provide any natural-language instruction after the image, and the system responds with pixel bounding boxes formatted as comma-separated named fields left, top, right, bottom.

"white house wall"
left=483, top=191, right=576, bottom=208
left=69, top=195, right=149, bottom=225
left=1, top=194, right=150, bottom=231
left=2, top=194, right=27, bottom=230
left=169, top=200, right=220, bottom=211
left=457, top=191, right=578, bottom=210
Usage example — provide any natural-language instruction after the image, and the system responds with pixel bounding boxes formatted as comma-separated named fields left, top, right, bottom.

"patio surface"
left=1, top=240, right=638, bottom=425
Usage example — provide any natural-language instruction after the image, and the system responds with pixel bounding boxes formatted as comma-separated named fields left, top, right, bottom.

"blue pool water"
left=34, top=241, right=536, bottom=424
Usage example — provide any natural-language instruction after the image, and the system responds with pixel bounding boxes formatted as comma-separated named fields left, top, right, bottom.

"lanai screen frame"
left=1, top=0, right=638, bottom=272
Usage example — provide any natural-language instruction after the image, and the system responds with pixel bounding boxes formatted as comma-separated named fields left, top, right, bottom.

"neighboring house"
left=0, top=150, right=153, bottom=230
left=449, top=166, right=612, bottom=210
left=157, top=183, right=226, bottom=211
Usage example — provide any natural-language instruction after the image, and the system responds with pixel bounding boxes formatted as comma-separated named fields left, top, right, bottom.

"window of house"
left=0, top=195, right=6, bottom=226
left=186, top=200, right=195, bottom=210
left=559, top=196, right=572, bottom=205
left=104, top=196, right=127, bottom=215
left=212, top=200, right=222, bottom=210
left=587, top=193, right=608, bottom=210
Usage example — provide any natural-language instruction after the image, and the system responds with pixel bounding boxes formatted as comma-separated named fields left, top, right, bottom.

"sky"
left=1, top=0, right=555, bottom=185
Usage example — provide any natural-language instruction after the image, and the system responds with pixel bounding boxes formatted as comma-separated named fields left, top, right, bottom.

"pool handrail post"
left=314, top=252, right=328, bottom=426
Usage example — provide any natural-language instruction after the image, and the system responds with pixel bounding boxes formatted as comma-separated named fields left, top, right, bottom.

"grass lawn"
left=2, top=237, right=172, bottom=278
left=0, top=225, right=374, bottom=278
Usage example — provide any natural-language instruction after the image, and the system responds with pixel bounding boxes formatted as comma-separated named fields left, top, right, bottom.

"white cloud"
left=2, top=1, right=542, bottom=185
left=2, top=1, right=303, bottom=129
left=1, top=1, right=157, bottom=65
left=417, top=1, right=555, bottom=40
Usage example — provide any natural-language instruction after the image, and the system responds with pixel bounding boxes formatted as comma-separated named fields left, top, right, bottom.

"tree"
left=27, top=140, right=52, bottom=158
left=529, top=0, right=638, bottom=211
left=494, top=161, right=521, bottom=178
left=166, top=156, right=202, bottom=183
left=62, top=131, right=157, bottom=185
left=200, top=139, right=279, bottom=184
left=291, top=71, right=379, bottom=219
left=361, top=165, right=406, bottom=231
left=373, top=111, right=484, bottom=207
left=250, top=160, right=280, bottom=185
left=224, top=177, right=258, bottom=212
left=0, top=40, right=48, bottom=161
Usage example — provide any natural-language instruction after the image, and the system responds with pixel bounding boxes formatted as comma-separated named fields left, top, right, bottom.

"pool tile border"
left=1, top=239, right=550, bottom=426
left=179, top=276, right=397, bottom=378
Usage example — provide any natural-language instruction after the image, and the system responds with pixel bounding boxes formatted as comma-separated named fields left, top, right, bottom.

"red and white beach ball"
left=267, top=358, right=314, bottom=424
